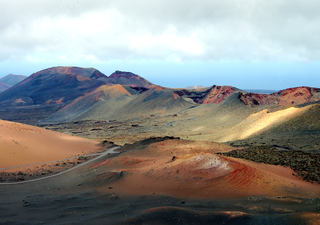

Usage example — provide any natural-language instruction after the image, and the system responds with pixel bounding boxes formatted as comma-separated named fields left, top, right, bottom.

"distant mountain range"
left=242, top=89, right=278, bottom=94
left=0, top=66, right=319, bottom=124
left=239, top=87, right=320, bottom=106
left=0, top=74, right=27, bottom=92
left=0, top=82, right=11, bottom=92
left=0, top=74, right=27, bottom=86
left=0, top=67, right=154, bottom=107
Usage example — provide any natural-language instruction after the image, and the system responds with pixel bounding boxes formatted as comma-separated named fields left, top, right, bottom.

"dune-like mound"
left=239, top=86, right=320, bottom=106
left=92, top=84, right=131, bottom=100
left=0, top=119, right=100, bottom=168
left=88, top=139, right=320, bottom=199
left=157, top=152, right=232, bottom=177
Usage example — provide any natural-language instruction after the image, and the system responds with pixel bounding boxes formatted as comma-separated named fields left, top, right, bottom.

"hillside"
left=226, top=104, right=320, bottom=151
left=42, top=84, right=132, bottom=123
left=0, top=67, right=107, bottom=107
left=0, top=119, right=100, bottom=168
left=43, top=85, right=194, bottom=123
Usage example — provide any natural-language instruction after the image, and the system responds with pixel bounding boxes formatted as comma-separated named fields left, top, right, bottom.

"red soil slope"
left=239, top=86, right=320, bottom=106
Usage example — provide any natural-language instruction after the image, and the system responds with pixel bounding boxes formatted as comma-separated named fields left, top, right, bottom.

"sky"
left=1, top=0, right=320, bottom=90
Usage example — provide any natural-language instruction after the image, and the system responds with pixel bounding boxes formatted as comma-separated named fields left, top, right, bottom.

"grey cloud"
left=1, top=0, right=320, bottom=62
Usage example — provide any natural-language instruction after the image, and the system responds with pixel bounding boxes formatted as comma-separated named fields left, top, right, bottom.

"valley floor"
left=1, top=101, right=320, bottom=224
left=1, top=142, right=320, bottom=225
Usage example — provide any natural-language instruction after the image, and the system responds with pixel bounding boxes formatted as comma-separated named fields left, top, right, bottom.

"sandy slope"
left=216, top=106, right=310, bottom=142
left=0, top=120, right=100, bottom=168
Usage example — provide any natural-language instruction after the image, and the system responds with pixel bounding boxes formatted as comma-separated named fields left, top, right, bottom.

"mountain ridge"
left=0, top=74, right=27, bottom=86
left=239, top=86, right=320, bottom=106
left=0, top=67, right=108, bottom=107
left=0, top=82, right=11, bottom=92
left=100, top=70, right=153, bottom=87
left=1, top=66, right=320, bottom=125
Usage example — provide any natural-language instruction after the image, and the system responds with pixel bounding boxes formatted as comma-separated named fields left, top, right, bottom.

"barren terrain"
left=1, top=67, right=320, bottom=224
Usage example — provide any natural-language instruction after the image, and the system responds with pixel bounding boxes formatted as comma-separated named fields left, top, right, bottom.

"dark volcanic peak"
left=174, top=85, right=240, bottom=104
left=0, top=74, right=27, bottom=86
left=239, top=86, right=320, bottom=106
left=28, top=66, right=107, bottom=80
left=110, top=70, right=139, bottom=78
left=0, top=66, right=107, bottom=107
left=107, top=70, right=153, bottom=87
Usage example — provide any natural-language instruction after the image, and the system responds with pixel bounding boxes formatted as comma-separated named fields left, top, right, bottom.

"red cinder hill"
left=239, top=86, right=320, bottom=106
left=174, top=85, right=241, bottom=104
left=175, top=86, right=320, bottom=106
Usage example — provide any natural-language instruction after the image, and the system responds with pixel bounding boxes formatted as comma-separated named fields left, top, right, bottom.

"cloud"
left=1, top=0, right=320, bottom=63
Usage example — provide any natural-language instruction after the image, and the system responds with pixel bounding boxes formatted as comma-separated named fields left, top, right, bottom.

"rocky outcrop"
left=174, top=85, right=238, bottom=104
left=239, top=87, right=320, bottom=106
left=130, top=86, right=149, bottom=93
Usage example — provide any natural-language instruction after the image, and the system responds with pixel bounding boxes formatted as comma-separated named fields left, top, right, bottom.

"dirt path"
left=0, top=153, right=103, bottom=171
left=0, top=146, right=120, bottom=185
